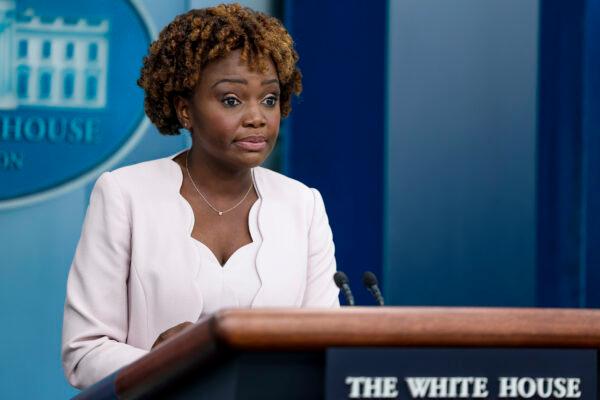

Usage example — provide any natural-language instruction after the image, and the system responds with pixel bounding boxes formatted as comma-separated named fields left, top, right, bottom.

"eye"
left=222, top=96, right=241, bottom=107
left=262, top=94, right=279, bottom=107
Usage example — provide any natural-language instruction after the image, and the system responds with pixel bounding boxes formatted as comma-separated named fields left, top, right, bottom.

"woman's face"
left=179, top=49, right=281, bottom=170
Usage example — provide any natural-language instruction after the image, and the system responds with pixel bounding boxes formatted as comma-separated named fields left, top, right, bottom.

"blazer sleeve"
left=62, top=172, right=148, bottom=389
left=302, top=188, right=340, bottom=307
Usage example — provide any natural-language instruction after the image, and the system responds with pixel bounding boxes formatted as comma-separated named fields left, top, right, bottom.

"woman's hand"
left=152, top=321, right=193, bottom=349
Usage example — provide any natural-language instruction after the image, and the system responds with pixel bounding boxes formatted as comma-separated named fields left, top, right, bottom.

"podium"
left=75, top=307, right=600, bottom=399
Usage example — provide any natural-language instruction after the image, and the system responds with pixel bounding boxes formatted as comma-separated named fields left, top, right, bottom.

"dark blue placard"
left=326, top=348, right=597, bottom=399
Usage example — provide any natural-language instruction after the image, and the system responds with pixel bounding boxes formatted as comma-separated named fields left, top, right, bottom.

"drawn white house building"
left=0, top=0, right=109, bottom=110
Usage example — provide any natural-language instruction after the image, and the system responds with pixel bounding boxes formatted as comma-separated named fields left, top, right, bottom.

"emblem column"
left=0, top=0, right=17, bottom=109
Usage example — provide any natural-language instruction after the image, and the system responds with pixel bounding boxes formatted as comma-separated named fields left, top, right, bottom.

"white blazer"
left=62, top=155, right=339, bottom=389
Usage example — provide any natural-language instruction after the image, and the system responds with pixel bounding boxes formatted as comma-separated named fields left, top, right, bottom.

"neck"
left=185, top=147, right=253, bottom=198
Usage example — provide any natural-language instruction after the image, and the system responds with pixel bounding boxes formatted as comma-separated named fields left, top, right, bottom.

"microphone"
left=362, top=271, right=384, bottom=306
left=333, top=271, right=355, bottom=306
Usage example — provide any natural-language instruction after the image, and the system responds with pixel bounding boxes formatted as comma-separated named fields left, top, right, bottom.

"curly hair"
left=137, top=3, right=302, bottom=135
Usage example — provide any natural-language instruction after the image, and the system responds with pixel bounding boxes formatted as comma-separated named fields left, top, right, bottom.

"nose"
left=242, top=103, right=267, bottom=129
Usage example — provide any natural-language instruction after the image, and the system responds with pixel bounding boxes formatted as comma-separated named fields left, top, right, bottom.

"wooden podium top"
left=105, top=307, right=600, bottom=398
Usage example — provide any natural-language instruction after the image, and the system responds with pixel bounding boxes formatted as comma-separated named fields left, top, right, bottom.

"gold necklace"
left=185, top=152, right=253, bottom=216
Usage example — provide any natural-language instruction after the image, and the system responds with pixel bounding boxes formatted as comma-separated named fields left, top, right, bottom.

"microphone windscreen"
left=362, top=271, right=378, bottom=287
left=333, top=271, right=350, bottom=288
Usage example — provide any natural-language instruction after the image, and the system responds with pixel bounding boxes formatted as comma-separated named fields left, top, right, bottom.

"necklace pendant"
left=186, top=152, right=254, bottom=218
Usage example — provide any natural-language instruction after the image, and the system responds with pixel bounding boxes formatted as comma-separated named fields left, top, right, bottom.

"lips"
left=234, top=135, right=267, bottom=151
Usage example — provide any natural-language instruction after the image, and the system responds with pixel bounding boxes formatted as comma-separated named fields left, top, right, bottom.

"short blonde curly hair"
left=137, top=3, right=303, bottom=135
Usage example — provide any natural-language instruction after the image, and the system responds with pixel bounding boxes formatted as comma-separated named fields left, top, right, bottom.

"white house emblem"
left=0, top=0, right=155, bottom=209
left=0, top=2, right=109, bottom=110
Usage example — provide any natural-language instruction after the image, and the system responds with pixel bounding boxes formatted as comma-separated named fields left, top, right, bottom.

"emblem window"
left=63, top=70, right=75, bottom=99
left=42, top=41, right=51, bottom=59
left=65, top=43, right=75, bottom=60
left=88, top=43, right=98, bottom=62
left=18, top=40, right=28, bottom=58
left=17, top=66, right=30, bottom=99
left=39, top=70, right=53, bottom=99
left=86, top=73, right=98, bottom=101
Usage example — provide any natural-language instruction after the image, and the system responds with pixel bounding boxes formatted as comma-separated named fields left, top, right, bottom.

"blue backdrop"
left=284, top=0, right=386, bottom=306
left=383, top=0, right=538, bottom=306
left=537, top=0, right=600, bottom=307
left=0, top=0, right=599, bottom=398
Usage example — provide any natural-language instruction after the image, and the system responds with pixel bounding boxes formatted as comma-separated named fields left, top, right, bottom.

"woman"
left=61, top=3, right=339, bottom=389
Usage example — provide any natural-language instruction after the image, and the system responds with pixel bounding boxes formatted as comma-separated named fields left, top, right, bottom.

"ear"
left=173, top=95, right=192, bottom=130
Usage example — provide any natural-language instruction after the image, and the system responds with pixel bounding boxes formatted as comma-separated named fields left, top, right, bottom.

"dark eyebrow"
left=211, top=78, right=279, bottom=88
left=262, top=78, right=279, bottom=86
left=211, top=78, right=247, bottom=88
